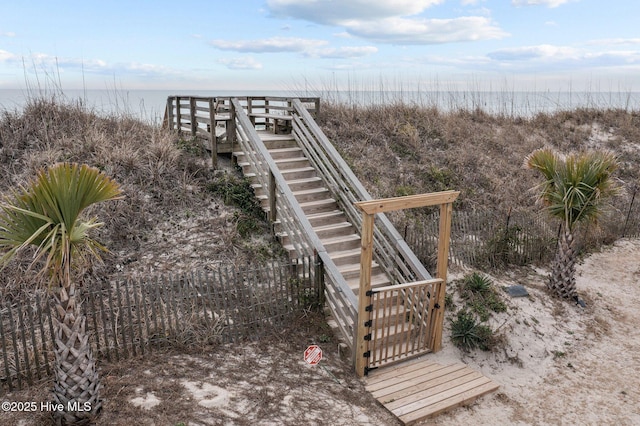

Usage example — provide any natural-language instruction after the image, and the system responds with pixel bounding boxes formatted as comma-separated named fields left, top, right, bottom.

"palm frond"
left=526, top=148, right=619, bottom=230
left=0, top=163, right=123, bottom=284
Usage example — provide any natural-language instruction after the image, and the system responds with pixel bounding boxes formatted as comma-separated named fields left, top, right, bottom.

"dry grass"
left=318, top=102, right=640, bottom=214
left=0, top=96, right=282, bottom=302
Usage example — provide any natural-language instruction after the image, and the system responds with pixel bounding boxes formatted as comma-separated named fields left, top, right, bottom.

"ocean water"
left=1, top=88, right=639, bottom=123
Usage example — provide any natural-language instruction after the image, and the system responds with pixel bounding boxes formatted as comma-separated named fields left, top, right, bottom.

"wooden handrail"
left=356, top=191, right=460, bottom=214
left=230, top=98, right=357, bottom=352
left=291, top=99, right=431, bottom=283
left=230, top=99, right=357, bottom=312
left=370, top=278, right=443, bottom=294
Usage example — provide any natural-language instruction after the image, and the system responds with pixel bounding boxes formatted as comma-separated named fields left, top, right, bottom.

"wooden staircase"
left=235, top=131, right=392, bottom=296
left=165, top=95, right=499, bottom=424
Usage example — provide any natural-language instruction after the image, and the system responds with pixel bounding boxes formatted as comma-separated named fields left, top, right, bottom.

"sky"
left=1, top=0, right=639, bottom=93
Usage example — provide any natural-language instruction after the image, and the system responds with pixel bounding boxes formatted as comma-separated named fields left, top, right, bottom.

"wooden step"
left=234, top=147, right=303, bottom=160
left=253, top=186, right=330, bottom=206
left=299, top=198, right=338, bottom=215
left=277, top=222, right=354, bottom=246
left=318, top=234, right=361, bottom=252
left=364, top=359, right=499, bottom=425
left=329, top=248, right=363, bottom=267
left=244, top=167, right=315, bottom=181
left=274, top=157, right=310, bottom=170
left=237, top=157, right=310, bottom=172
left=242, top=167, right=317, bottom=181
left=278, top=167, right=317, bottom=180
left=293, top=187, right=331, bottom=203
left=284, top=176, right=324, bottom=192
left=306, top=210, right=347, bottom=227
left=258, top=132, right=296, bottom=143
left=347, top=273, right=391, bottom=292
left=337, top=262, right=382, bottom=281
left=271, top=211, right=345, bottom=234
left=313, top=222, right=355, bottom=239
left=267, top=147, right=303, bottom=159
left=251, top=176, right=324, bottom=194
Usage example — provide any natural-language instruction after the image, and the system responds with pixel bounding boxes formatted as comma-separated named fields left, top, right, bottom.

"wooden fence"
left=0, top=257, right=322, bottom=393
left=402, top=198, right=640, bottom=271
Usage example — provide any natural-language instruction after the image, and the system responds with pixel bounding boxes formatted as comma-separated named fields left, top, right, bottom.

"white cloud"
left=305, top=46, right=378, bottom=59
left=266, top=0, right=507, bottom=45
left=345, top=16, right=508, bottom=44
left=588, top=38, right=640, bottom=46
left=217, top=57, right=263, bottom=70
left=511, top=0, right=577, bottom=7
left=0, top=49, right=16, bottom=61
left=8, top=51, right=180, bottom=79
left=267, top=0, right=444, bottom=24
left=209, top=35, right=377, bottom=60
left=488, top=44, right=579, bottom=61
left=333, top=32, right=353, bottom=39
left=209, top=37, right=327, bottom=53
left=485, top=44, right=640, bottom=72
left=1, top=31, right=16, bottom=37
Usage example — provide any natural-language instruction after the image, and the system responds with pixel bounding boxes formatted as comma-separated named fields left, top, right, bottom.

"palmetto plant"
left=0, top=163, right=122, bottom=425
left=525, top=148, right=619, bottom=302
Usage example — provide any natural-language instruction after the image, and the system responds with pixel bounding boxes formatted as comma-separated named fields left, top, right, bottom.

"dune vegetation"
left=1, top=94, right=639, bottom=425
left=0, top=97, right=283, bottom=302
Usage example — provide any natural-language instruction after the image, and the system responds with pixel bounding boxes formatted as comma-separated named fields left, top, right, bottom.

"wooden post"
left=163, top=97, right=173, bottom=130
left=428, top=202, right=453, bottom=352
left=355, top=212, right=374, bottom=377
left=228, top=100, right=237, bottom=151
left=176, top=96, right=182, bottom=135
left=268, top=170, right=277, bottom=223
left=189, top=97, right=197, bottom=136
left=314, top=252, right=325, bottom=306
left=208, top=98, right=217, bottom=168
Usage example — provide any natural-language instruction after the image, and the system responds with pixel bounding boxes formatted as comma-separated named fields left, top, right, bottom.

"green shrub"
left=458, top=272, right=507, bottom=321
left=207, top=173, right=264, bottom=219
left=207, top=173, right=267, bottom=238
left=450, top=310, right=494, bottom=351
left=176, top=137, right=205, bottom=156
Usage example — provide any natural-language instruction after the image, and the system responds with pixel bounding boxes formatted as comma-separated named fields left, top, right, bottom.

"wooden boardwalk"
left=364, top=357, right=499, bottom=425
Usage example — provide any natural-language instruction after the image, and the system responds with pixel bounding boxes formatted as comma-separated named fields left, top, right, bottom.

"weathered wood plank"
left=365, top=360, right=446, bottom=390
left=367, top=364, right=473, bottom=401
left=365, top=358, right=441, bottom=387
left=355, top=191, right=460, bottom=215
left=365, top=359, right=499, bottom=425
left=401, top=381, right=499, bottom=425
left=375, top=368, right=481, bottom=401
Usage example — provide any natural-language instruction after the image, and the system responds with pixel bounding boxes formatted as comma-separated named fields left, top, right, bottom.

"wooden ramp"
left=364, top=357, right=499, bottom=425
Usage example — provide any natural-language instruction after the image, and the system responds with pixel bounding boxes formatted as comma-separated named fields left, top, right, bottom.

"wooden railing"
left=228, top=98, right=358, bottom=353
left=163, top=96, right=320, bottom=167
left=291, top=99, right=431, bottom=285
left=163, top=95, right=456, bottom=371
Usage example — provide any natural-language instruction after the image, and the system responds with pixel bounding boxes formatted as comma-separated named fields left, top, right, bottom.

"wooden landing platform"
left=364, top=357, right=499, bottom=425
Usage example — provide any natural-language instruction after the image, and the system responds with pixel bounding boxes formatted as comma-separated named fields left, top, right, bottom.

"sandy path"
left=428, top=239, right=640, bottom=425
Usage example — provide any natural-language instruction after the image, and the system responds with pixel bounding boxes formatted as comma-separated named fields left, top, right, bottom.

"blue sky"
left=1, top=0, right=639, bottom=92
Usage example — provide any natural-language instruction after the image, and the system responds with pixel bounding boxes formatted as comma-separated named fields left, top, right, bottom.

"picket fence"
left=402, top=200, right=640, bottom=271
left=0, top=257, right=321, bottom=393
